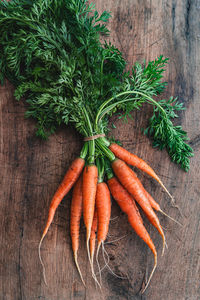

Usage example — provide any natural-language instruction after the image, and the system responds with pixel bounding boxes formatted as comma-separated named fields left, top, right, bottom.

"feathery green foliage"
left=0, top=0, right=193, bottom=170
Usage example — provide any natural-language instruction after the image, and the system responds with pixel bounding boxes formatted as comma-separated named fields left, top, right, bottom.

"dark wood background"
left=0, top=1, right=199, bottom=299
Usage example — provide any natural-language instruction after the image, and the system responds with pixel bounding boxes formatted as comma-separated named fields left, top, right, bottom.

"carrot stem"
left=80, top=142, right=89, bottom=159
left=82, top=107, right=95, bottom=164
left=96, top=139, right=115, bottom=162
left=95, top=90, right=167, bottom=126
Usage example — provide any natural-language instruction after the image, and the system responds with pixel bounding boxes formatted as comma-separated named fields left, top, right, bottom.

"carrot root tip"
left=86, top=230, right=92, bottom=264
left=96, top=242, right=102, bottom=287
left=38, top=235, right=48, bottom=286
left=157, top=178, right=174, bottom=200
left=161, top=233, right=166, bottom=256
left=88, top=232, right=101, bottom=289
left=102, top=243, right=127, bottom=280
left=165, top=240, right=168, bottom=250
left=157, top=178, right=183, bottom=216
left=91, top=252, right=101, bottom=289
left=159, top=209, right=183, bottom=226
left=105, top=234, right=128, bottom=245
left=141, top=253, right=157, bottom=294
left=74, top=252, right=86, bottom=287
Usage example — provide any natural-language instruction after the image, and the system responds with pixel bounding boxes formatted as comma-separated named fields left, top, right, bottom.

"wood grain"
left=0, top=1, right=199, bottom=299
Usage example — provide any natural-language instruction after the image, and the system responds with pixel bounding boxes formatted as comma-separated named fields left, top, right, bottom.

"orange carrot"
left=90, top=209, right=98, bottom=268
left=112, top=159, right=166, bottom=254
left=70, top=175, right=85, bottom=285
left=126, top=164, right=181, bottom=225
left=39, top=157, right=85, bottom=284
left=82, top=164, right=98, bottom=264
left=109, top=143, right=174, bottom=202
left=96, top=182, right=111, bottom=244
left=95, top=182, right=111, bottom=284
left=108, top=176, right=157, bottom=291
left=42, top=157, right=85, bottom=239
left=89, top=209, right=99, bottom=286
left=108, top=176, right=156, bottom=252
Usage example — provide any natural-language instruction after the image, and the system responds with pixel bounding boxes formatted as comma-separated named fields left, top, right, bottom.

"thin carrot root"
left=159, top=209, right=183, bottom=226
left=161, top=231, right=166, bottom=256
left=96, top=242, right=102, bottom=288
left=110, top=216, right=119, bottom=221
left=88, top=232, right=101, bottom=288
left=156, top=177, right=183, bottom=216
left=105, top=234, right=128, bottom=245
left=102, top=243, right=127, bottom=279
left=156, top=177, right=174, bottom=202
left=38, top=235, right=48, bottom=286
left=90, top=255, right=96, bottom=285
left=91, top=251, right=95, bottom=274
left=86, top=231, right=92, bottom=266
left=74, top=252, right=85, bottom=286
left=91, top=252, right=101, bottom=289
left=96, top=243, right=126, bottom=276
left=141, top=253, right=157, bottom=294
left=165, top=240, right=168, bottom=250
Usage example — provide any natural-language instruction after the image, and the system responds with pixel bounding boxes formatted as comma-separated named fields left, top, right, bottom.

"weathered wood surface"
left=0, top=1, right=199, bottom=299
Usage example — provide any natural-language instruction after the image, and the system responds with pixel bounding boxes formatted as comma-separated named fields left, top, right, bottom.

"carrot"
left=82, top=164, right=98, bottom=266
left=126, top=162, right=181, bottom=225
left=107, top=176, right=157, bottom=292
left=96, top=182, right=111, bottom=244
left=111, top=159, right=166, bottom=255
left=70, top=175, right=85, bottom=285
left=90, top=209, right=98, bottom=269
left=95, top=182, right=111, bottom=284
left=39, top=156, right=85, bottom=284
left=89, top=209, right=100, bottom=286
left=109, top=143, right=174, bottom=203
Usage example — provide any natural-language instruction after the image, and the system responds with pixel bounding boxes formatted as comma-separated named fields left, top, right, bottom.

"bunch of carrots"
left=39, top=138, right=180, bottom=292
left=0, top=0, right=190, bottom=293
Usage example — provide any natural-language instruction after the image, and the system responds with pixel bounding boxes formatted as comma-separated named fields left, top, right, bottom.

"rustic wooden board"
left=0, top=1, right=199, bottom=299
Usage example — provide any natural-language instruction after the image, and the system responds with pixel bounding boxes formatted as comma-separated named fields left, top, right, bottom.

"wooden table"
left=0, top=1, right=199, bottom=299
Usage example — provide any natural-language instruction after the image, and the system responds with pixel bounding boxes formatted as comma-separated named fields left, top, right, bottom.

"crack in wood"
left=189, top=134, right=200, bottom=149
left=18, top=226, right=24, bottom=300
left=172, top=1, right=176, bottom=33
left=185, top=0, right=192, bottom=38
